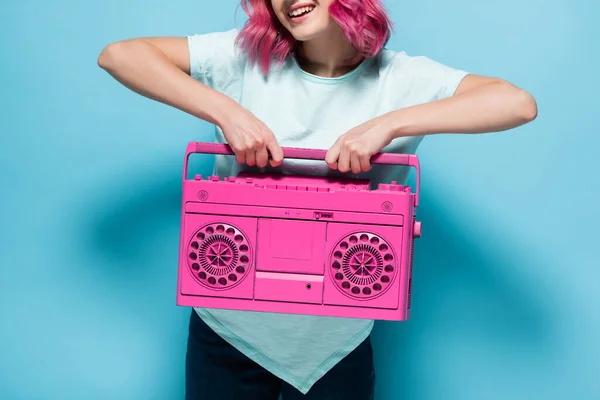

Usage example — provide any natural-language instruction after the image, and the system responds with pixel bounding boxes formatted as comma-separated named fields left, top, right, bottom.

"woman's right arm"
left=98, top=37, right=231, bottom=127
left=97, top=37, right=283, bottom=167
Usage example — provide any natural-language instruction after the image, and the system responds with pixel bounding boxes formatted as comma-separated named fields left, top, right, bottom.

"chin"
left=288, top=25, right=327, bottom=42
left=286, top=19, right=336, bottom=42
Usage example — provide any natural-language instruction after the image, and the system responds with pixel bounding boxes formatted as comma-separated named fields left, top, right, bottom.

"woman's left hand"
left=325, top=116, right=394, bottom=174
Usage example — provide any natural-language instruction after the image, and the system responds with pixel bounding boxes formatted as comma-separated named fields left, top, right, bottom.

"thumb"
left=267, top=139, right=284, bottom=167
left=325, top=143, right=340, bottom=169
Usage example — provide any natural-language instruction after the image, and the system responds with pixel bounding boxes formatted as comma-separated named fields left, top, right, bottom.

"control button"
left=404, top=186, right=411, bottom=193
left=229, top=176, right=236, bottom=182
left=211, top=176, right=219, bottom=182
left=378, top=184, right=391, bottom=191
left=414, top=221, right=422, bottom=238
left=317, top=187, right=330, bottom=192
left=194, top=175, right=203, bottom=180
left=245, top=177, right=253, bottom=184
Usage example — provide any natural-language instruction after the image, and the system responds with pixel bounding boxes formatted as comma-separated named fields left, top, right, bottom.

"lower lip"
left=289, top=8, right=314, bottom=24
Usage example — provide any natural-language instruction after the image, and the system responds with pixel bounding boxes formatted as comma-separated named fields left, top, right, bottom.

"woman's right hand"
left=218, top=104, right=284, bottom=168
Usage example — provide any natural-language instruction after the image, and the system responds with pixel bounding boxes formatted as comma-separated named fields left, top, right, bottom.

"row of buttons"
left=194, top=175, right=251, bottom=183
left=194, top=175, right=331, bottom=192
left=378, top=181, right=411, bottom=193
left=264, top=185, right=330, bottom=192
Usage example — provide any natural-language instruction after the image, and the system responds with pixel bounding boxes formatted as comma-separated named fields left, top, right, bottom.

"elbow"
left=491, top=80, right=538, bottom=125
left=98, top=41, right=128, bottom=71
left=519, top=89, right=538, bottom=123
left=98, top=42, right=116, bottom=70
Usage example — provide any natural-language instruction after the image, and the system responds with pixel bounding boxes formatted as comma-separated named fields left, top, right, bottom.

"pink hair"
left=235, top=0, right=393, bottom=75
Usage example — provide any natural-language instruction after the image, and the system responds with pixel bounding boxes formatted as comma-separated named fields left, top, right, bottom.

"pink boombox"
left=176, top=142, right=422, bottom=321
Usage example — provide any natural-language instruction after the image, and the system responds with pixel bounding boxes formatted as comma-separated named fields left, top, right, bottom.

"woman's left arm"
left=388, top=74, right=538, bottom=137
left=325, top=75, right=538, bottom=174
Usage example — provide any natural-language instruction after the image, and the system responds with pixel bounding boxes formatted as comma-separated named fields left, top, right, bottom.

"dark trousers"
left=185, top=310, right=375, bottom=400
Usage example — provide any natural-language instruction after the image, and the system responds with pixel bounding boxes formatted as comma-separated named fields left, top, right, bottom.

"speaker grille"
left=199, top=235, right=238, bottom=275
left=187, top=223, right=251, bottom=289
left=329, top=232, right=397, bottom=299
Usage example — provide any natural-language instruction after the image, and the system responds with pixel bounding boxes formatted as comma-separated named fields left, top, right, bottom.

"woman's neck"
left=294, top=25, right=362, bottom=78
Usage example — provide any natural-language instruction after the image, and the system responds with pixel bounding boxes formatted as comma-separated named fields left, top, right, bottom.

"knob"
left=413, top=221, right=422, bottom=238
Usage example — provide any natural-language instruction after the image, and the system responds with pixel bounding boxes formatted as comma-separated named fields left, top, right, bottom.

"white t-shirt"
left=187, top=28, right=469, bottom=394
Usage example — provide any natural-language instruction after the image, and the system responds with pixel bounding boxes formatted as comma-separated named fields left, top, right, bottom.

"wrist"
left=209, top=94, right=236, bottom=129
left=188, top=84, right=237, bottom=128
left=383, top=109, right=410, bottom=139
left=386, top=108, right=423, bottom=139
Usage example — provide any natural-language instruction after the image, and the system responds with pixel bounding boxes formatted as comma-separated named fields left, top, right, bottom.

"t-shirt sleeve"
left=390, top=53, right=470, bottom=103
left=186, top=28, right=246, bottom=99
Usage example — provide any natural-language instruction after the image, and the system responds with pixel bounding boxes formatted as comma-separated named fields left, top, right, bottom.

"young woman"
left=98, top=0, right=537, bottom=399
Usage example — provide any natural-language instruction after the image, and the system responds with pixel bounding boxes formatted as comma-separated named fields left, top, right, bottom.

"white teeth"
left=289, top=6, right=314, bottom=18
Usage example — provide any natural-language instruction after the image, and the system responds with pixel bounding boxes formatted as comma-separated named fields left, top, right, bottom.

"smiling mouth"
left=288, top=5, right=315, bottom=19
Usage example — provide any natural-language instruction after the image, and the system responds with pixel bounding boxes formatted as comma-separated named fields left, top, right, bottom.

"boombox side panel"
left=178, top=213, right=257, bottom=301
left=323, top=222, right=407, bottom=311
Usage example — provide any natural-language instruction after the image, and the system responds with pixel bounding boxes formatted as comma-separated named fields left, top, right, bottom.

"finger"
left=256, top=146, right=269, bottom=168
left=245, top=150, right=256, bottom=166
left=239, top=132, right=258, bottom=166
left=228, top=139, right=247, bottom=165
left=359, top=154, right=372, bottom=173
left=266, top=138, right=284, bottom=167
left=236, top=152, right=246, bottom=165
left=249, top=123, right=267, bottom=153
left=338, top=147, right=350, bottom=173
left=325, top=143, right=341, bottom=170
left=350, top=153, right=362, bottom=174
left=254, top=120, right=283, bottom=167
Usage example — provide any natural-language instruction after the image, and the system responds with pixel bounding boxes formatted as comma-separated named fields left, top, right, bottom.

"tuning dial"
left=413, top=221, right=422, bottom=238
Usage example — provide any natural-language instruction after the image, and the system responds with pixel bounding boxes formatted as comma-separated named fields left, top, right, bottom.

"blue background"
left=1, top=0, right=598, bottom=399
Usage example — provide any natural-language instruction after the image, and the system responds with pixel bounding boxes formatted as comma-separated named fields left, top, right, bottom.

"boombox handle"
left=183, top=142, right=420, bottom=207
